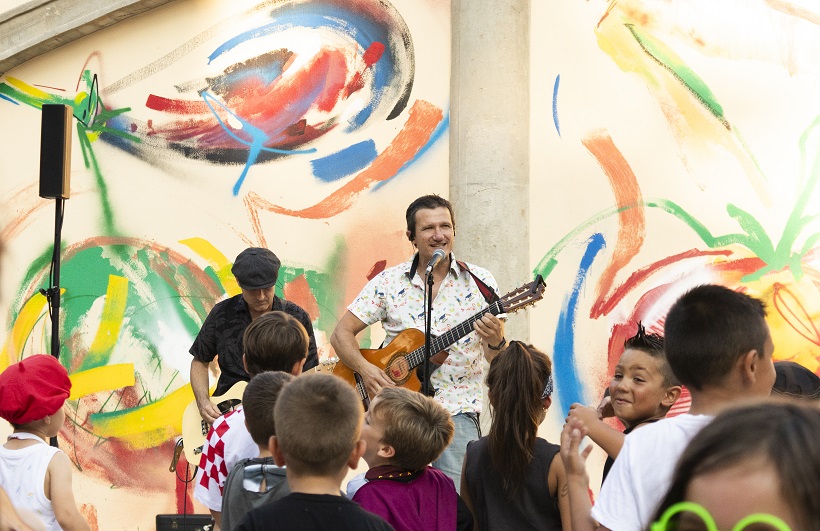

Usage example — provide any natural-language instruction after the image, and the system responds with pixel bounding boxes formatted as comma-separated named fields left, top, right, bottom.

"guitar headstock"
left=498, top=275, right=546, bottom=314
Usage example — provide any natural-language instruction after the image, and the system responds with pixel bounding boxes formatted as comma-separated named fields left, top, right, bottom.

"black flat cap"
left=772, top=361, right=820, bottom=400
left=231, top=247, right=280, bottom=290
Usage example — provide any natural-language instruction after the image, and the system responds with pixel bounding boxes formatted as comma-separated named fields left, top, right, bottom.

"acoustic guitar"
left=180, top=358, right=337, bottom=464
left=332, top=276, right=546, bottom=407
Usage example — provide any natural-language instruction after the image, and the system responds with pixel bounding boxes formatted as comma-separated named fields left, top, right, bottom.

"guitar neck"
left=405, top=300, right=504, bottom=370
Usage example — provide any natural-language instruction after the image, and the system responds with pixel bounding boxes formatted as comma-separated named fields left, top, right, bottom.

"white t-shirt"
left=193, top=407, right=258, bottom=511
left=0, top=438, right=61, bottom=531
left=591, top=414, right=713, bottom=530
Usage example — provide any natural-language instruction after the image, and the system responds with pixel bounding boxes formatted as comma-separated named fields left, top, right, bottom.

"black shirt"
left=235, top=492, right=395, bottom=531
left=189, top=294, right=318, bottom=395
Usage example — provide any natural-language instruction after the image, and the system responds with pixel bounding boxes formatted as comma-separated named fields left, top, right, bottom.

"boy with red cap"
left=0, top=354, right=91, bottom=531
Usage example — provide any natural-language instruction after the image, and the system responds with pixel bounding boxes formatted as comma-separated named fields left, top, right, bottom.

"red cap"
left=0, top=355, right=71, bottom=425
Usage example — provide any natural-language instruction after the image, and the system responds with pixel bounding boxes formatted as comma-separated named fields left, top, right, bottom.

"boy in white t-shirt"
left=560, top=284, right=778, bottom=531
left=0, top=354, right=91, bottom=531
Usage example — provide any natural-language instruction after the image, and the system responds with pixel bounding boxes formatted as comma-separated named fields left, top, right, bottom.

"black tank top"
left=464, top=436, right=562, bottom=530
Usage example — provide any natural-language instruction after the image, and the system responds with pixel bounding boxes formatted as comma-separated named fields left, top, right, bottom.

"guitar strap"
left=417, top=260, right=500, bottom=396
left=456, top=260, right=500, bottom=304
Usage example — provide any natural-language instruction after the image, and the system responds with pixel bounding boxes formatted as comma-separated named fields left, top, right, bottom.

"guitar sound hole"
left=386, top=357, right=410, bottom=383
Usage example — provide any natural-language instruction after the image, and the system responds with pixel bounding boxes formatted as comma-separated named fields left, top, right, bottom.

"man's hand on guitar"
left=474, top=314, right=505, bottom=360
left=196, top=398, right=222, bottom=425
left=359, top=361, right=397, bottom=400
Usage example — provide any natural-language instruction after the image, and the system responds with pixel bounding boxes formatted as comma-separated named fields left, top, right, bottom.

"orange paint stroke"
left=244, top=99, right=443, bottom=225
left=584, top=131, right=646, bottom=318
left=283, top=274, right=319, bottom=322
left=772, top=282, right=820, bottom=346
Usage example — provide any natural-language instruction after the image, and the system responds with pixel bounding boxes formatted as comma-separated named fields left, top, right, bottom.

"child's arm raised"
left=559, top=418, right=611, bottom=531
left=566, top=404, right=625, bottom=460
left=46, top=452, right=91, bottom=531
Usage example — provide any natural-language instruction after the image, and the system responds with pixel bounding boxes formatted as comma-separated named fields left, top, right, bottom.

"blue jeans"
left=432, top=412, right=481, bottom=493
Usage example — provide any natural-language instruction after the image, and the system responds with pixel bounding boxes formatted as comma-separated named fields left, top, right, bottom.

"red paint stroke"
left=284, top=275, right=320, bottom=321
left=33, top=84, right=66, bottom=92
left=772, top=282, right=820, bottom=346
left=362, top=42, right=385, bottom=66
left=593, top=249, right=734, bottom=318
left=146, top=94, right=211, bottom=114
left=367, top=260, right=387, bottom=280
left=243, top=99, right=443, bottom=222
left=584, top=131, right=646, bottom=319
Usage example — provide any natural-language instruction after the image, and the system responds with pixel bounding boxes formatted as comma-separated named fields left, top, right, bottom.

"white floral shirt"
left=348, top=254, right=499, bottom=415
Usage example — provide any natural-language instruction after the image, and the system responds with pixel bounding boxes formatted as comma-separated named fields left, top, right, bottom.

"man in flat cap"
left=189, top=247, right=318, bottom=424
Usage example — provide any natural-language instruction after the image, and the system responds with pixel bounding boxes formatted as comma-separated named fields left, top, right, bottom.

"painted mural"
left=0, top=0, right=449, bottom=528
left=531, top=0, right=820, bottom=455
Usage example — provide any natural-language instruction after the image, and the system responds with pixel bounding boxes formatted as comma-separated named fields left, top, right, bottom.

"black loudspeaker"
left=156, top=514, right=215, bottom=530
left=39, top=103, right=72, bottom=199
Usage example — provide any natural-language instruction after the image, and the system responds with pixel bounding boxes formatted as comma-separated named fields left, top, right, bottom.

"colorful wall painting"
left=0, top=0, right=450, bottom=527
left=531, top=0, right=820, bottom=485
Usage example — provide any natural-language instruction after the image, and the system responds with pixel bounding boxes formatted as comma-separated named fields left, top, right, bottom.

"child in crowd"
left=194, top=311, right=309, bottom=528
left=461, top=341, right=571, bottom=530
left=651, top=400, right=820, bottom=531
left=0, top=354, right=91, bottom=531
left=350, top=387, right=473, bottom=531
left=220, top=371, right=294, bottom=531
left=566, top=323, right=681, bottom=483
left=560, top=284, right=777, bottom=531
left=235, top=373, right=394, bottom=530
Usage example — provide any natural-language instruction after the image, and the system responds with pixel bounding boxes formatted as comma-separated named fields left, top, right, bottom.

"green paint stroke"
left=625, top=23, right=729, bottom=130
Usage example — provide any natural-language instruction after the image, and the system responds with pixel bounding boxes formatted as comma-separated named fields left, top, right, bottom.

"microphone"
left=425, top=249, right=447, bottom=274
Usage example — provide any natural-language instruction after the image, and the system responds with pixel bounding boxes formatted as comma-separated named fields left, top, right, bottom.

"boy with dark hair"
left=236, top=374, right=394, bottom=530
left=0, top=355, right=91, bottom=531
left=566, top=323, right=681, bottom=483
left=561, top=284, right=777, bottom=531
left=220, top=371, right=294, bottom=531
left=350, top=387, right=473, bottom=531
left=195, top=311, right=309, bottom=527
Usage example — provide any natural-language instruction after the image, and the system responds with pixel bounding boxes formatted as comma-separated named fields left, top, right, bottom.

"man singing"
left=331, top=195, right=505, bottom=490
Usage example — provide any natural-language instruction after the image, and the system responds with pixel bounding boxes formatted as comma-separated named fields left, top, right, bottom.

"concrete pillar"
left=450, top=0, right=530, bottom=342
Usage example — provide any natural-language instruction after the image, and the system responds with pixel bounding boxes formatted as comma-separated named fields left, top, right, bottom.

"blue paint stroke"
left=553, top=233, right=607, bottom=414
left=310, top=140, right=377, bottom=182
left=199, top=92, right=317, bottom=196
left=208, top=0, right=409, bottom=132
left=0, top=94, right=19, bottom=105
left=373, top=110, right=449, bottom=192
left=552, top=74, right=561, bottom=137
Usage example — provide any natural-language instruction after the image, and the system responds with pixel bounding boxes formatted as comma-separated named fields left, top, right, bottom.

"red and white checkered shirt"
left=193, top=407, right=258, bottom=511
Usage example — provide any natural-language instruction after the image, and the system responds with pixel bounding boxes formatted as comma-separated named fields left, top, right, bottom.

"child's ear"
left=542, top=396, right=552, bottom=411
left=347, top=439, right=366, bottom=470
left=377, top=444, right=396, bottom=460
left=270, top=436, right=286, bottom=467
left=739, top=349, right=762, bottom=385
left=661, top=386, right=682, bottom=408
left=291, top=358, right=306, bottom=376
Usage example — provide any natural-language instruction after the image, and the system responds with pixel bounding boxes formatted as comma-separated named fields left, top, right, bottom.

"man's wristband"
left=487, top=337, right=506, bottom=351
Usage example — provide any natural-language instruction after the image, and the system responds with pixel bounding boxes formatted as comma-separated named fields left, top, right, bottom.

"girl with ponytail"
left=461, top=341, right=570, bottom=530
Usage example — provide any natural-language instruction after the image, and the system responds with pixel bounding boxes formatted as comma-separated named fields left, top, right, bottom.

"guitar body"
left=181, top=381, right=246, bottom=464
left=333, top=328, right=429, bottom=397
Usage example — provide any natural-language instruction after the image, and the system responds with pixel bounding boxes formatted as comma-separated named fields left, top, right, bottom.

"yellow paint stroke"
left=4, top=76, right=51, bottom=99
left=82, top=275, right=129, bottom=369
left=69, top=364, right=135, bottom=400
left=1, top=290, right=64, bottom=371
left=89, top=384, right=195, bottom=450
left=180, top=237, right=240, bottom=296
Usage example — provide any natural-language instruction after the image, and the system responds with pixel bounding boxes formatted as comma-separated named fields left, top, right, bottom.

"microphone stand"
left=422, top=267, right=435, bottom=397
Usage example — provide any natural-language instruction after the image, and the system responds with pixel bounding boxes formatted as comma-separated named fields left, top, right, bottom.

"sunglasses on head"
left=650, top=501, right=792, bottom=531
